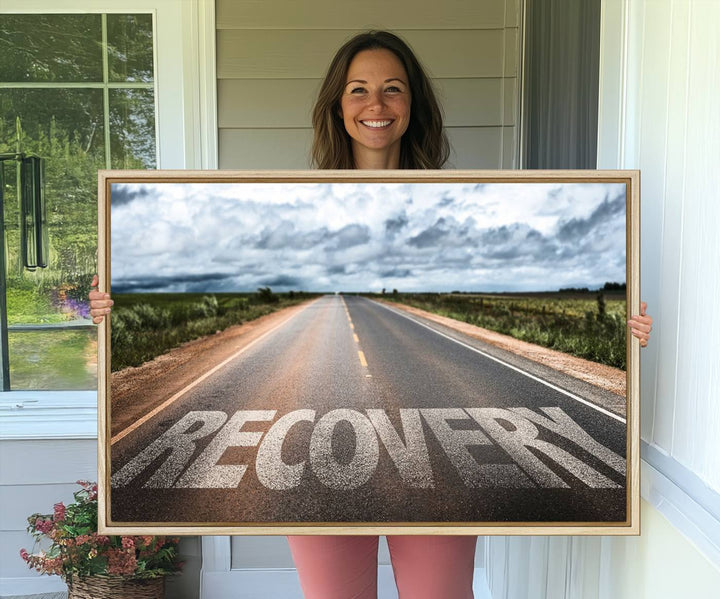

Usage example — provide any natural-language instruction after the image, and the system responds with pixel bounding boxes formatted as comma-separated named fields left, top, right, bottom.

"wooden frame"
left=98, top=169, right=640, bottom=535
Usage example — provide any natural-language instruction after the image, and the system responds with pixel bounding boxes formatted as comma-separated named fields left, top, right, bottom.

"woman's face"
left=340, top=49, right=411, bottom=165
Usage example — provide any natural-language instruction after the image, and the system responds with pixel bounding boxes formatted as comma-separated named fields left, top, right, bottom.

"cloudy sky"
left=110, top=181, right=627, bottom=293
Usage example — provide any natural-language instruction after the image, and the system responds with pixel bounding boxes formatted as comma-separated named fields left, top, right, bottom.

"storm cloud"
left=113, top=272, right=234, bottom=293
left=557, top=193, right=625, bottom=241
left=111, top=181, right=626, bottom=293
left=111, top=185, right=152, bottom=206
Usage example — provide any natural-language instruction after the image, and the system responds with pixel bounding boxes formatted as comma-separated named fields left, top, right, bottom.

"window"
left=0, top=13, right=156, bottom=390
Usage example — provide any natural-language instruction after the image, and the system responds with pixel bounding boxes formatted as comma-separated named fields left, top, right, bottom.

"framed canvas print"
left=97, top=170, right=640, bottom=535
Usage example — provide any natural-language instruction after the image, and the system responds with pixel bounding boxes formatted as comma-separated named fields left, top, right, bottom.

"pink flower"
left=107, top=548, right=137, bottom=576
left=75, top=534, right=91, bottom=545
left=53, top=502, right=66, bottom=522
left=19, top=548, right=29, bottom=562
left=121, top=537, right=135, bottom=549
left=34, top=518, right=54, bottom=534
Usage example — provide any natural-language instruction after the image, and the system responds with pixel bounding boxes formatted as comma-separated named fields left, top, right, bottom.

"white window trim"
left=0, top=0, right=217, bottom=440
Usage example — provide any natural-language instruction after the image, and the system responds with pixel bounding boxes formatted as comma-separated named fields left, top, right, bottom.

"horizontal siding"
left=0, top=440, right=97, bottom=486
left=218, top=78, right=516, bottom=128
left=0, top=482, right=82, bottom=530
left=219, top=126, right=509, bottom=170
left=217, top=0, right=511, bottom=30
left=217, top=29, right=511, bottom=79
left=446, top=127, right=506, bottom=168
left=216, top=0, right=521, bottom=172
left=218, top=79, right=320, bottom=128
left=1, top=531, right=42, bottom=578
left=0, top=439, right=97, bottom=580
left=219, top=128, right=313, bottom=169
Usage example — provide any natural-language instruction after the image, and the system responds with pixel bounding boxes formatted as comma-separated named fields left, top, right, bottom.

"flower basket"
left=67, top=575, right=164, bottom=599
left=20, top=481, right=182, bottom=594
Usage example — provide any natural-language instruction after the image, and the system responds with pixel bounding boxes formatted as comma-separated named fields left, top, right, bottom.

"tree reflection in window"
left=0, top=13, right=156, bottom=390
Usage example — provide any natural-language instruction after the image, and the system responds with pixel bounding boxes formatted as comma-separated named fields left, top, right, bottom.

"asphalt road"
left=111, top=295, right=628, bottom=525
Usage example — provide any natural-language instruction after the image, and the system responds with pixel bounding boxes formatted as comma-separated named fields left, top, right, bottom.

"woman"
left=90, top=31, right=653, bottom=599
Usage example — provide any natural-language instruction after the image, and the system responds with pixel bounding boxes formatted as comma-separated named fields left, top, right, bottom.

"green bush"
left=383, top=292, right=627, bottom=370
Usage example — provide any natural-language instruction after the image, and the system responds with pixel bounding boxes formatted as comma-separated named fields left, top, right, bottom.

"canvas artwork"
left=98, top=170, right=640, bottom=535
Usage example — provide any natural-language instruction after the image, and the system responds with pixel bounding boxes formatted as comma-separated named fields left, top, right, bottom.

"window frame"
left=0, top=0, right=217, bottom=440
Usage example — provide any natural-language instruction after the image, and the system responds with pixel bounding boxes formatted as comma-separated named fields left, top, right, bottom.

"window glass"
left=0, top=13, right=155, bottom=390
left=0, top=14, right=103, bottom=82
left=107, top=14, right=155, bottom=83
left=110, top=89, right=156, bottom=169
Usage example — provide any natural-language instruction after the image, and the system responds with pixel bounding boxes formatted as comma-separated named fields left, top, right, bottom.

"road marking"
left=111, top=300, right=317, bottom=445
left=373, top=301, right=626, bottom=424
left=342, top=296, right=368, bottom=370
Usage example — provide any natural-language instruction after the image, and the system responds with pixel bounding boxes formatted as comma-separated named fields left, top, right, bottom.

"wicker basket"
left=67, top=575, right=164, bottom=599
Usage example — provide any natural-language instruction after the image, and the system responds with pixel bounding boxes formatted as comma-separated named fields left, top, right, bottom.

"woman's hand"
left=627, top=301, right=652, bottom=348
left=89, top=274, right=113, bottom=324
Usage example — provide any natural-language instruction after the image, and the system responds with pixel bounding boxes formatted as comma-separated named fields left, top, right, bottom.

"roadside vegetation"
left=372, top=286, right=627, bottom=370
left=110, top=289, right=316, bottom=371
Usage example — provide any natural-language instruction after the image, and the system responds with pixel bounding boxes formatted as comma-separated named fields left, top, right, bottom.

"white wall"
left=485, top=0, right=720, bottom=596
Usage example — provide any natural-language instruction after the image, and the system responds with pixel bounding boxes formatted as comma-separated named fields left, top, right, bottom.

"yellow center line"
left=358, top=350, right=368, bottom=367
left=353, top=333, right=359, bottom=343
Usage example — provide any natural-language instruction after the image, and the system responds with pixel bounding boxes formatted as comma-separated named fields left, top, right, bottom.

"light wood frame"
left=98, top=169, right=640, bottom=535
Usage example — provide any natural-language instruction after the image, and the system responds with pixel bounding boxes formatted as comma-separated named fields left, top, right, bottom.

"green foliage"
left=110, top=293, right=314, bottom=371
left=256, top=286, right=279, bottom=304
left=382, top=292, right=627, bottom=370
left=596, top=290, right=606, bottom=321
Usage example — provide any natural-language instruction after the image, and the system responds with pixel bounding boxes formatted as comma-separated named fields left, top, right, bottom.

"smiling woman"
left=339, top=49, right=412, bottom=168
left=311, top=30, right=448, bottom=170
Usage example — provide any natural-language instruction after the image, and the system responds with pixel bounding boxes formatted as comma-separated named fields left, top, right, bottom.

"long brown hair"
left=311, top=31, right=449, bottom=170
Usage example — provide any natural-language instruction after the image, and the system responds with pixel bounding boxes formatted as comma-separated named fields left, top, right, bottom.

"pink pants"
left=287, top=535, right=477, bottom=599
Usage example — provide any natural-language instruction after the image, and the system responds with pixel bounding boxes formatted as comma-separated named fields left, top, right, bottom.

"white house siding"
left=216, top=0, right=522, bottom=169
left=485, top=1, right=720, bottom=597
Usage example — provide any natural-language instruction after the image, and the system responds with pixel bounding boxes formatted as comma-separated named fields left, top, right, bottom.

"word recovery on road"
left=112, top=406, right=625, bottom=490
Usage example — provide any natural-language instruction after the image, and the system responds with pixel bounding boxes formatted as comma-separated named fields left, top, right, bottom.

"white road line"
left=372, top=300, right=626, bottom=424
left=111, top=300, right=317, bottom=445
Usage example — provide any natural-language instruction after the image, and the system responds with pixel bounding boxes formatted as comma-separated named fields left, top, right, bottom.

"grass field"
left=376, top=291, right=627, bottom=370
left=6, top=284, right=96, bottom=390
left=110, top=289, right=317, bottom=371
left=9, top=330, right=97, bottom=390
